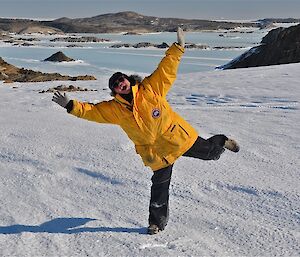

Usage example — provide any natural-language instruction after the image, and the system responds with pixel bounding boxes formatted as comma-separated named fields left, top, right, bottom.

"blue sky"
left=1, top=0, right=299, bottom=20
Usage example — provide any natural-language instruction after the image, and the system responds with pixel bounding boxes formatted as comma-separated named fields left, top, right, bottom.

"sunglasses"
left=113, top=76, right=125, bottom=89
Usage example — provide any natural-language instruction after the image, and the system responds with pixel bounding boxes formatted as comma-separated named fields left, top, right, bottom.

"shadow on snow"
left=0, top=217, right=146, bottom=235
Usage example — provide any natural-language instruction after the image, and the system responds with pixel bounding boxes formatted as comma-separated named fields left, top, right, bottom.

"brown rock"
left=0, top=57, right=96, bottom=83
left=39, top=84, right=98, bottom=93
left=44, top=51, right=75, bottom=62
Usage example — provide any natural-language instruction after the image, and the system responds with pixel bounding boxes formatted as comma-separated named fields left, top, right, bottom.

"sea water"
left=0, top=29, right=269, bottom=77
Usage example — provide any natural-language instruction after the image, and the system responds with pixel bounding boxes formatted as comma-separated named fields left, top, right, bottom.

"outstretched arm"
left=143, top=27, right=185, bottom=97
left=52, top=92, right=120, bottom=125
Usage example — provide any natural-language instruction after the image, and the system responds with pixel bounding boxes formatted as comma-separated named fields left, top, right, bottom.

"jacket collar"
left=114, top=83, right=139, bottom=109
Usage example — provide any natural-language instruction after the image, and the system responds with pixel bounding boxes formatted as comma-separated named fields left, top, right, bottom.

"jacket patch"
left=152, top=108, right=161, bottom=118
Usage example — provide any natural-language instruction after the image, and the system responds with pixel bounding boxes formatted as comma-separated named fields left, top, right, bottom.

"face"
left=113, top=76, right=131, bottom=94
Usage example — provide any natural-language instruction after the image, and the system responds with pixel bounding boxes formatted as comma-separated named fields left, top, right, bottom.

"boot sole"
left=147, top=225, right=161, bottom=235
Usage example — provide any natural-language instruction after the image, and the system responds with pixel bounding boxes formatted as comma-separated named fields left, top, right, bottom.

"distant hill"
left=0, top=11, right=258, bottom=34
left=219, top=24, right=300, bottom=69
left=0, top=18, right=63, bottom=34
left=42, top=11, right=257, bottom=33
left=1, top=12, right=299, bottom=34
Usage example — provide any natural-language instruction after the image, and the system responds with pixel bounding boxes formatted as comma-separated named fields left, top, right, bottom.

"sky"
left=0, top=0, right=299, bottom=21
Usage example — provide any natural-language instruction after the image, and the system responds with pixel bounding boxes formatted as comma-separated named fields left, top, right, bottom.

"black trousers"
left=183, top=135, right=227, bottom=160
left=148, top=135, right=227, bottom=229
left=148, top=164, right=173, bottom=230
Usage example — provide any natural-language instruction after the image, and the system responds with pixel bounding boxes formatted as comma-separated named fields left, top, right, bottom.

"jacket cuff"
left=66, top=100, right=74, bottom=113
left=166, top=43, right=184, bottom=57
left=174, top=42, right=185, bottom=53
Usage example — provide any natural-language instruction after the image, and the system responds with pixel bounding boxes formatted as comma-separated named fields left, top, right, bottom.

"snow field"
left=0, top=63, right=299, bottom=256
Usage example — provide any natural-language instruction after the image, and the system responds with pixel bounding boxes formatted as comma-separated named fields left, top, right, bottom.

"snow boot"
left=224, top=138, right=240, bottom=152
left=147, top=224, right=161, bottom=235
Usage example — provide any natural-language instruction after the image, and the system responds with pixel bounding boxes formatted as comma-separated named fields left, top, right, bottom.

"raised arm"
left=143, top=27, right=185, bottom=97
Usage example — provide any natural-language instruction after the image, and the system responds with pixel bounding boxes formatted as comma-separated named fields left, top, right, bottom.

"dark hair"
left=109, top=73, right=143, bottom=96
left=108, top=72, right=128, bottom=91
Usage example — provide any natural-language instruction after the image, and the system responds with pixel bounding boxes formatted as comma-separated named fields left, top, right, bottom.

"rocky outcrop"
left=110, top=42, right=208, bottom=49
left=220, top=24, right=300, bottom=69
left=39, top=85, right=98, bottom=93
left=50, top=36, right=110, bottom=43
left=0, top=57, right=96, bottom=83
left=124, top=32, right=142, bottom=35
left=110, top=42, right=169, bottom=49
left=44, top=51, right=75, bottom=62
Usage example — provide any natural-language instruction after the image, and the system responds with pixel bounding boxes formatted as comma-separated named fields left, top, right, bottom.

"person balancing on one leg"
left=52, top=27, right=239, bottom=235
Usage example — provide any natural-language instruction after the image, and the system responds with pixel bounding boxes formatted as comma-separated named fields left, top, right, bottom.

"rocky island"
left=50, top=36, right=110, bottom=43
left=39, top=84, right=98, bottom=93
left=109, top=42, right=209, bottom=49
left=44, top=51, right=75, bottom=62
left=219, top=24, right=300, bottom=69
left=0, top=57, right=96, bottom=83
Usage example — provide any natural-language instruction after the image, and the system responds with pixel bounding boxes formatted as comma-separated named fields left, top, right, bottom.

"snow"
left=217, top=46, right=261, bottom=70
left=0, top=63, right=299, bottom=256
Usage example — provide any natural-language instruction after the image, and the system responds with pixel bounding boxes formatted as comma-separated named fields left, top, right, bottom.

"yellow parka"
left=69, top=43, right=198, bottom=171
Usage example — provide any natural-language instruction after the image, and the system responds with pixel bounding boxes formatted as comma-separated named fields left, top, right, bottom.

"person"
left=52, top=27, right=239, bottom=235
